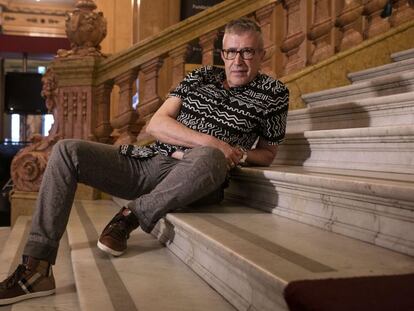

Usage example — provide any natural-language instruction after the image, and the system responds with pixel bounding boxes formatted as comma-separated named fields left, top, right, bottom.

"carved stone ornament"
left=41, top=68, right=59, bottom=136
left=11, top=134, right=61, bottom=192
left=57, top=0, right=107, bottom=58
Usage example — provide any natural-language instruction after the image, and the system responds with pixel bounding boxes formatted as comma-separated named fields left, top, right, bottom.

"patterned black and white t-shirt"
left=120, top=66, right=289, bottom=158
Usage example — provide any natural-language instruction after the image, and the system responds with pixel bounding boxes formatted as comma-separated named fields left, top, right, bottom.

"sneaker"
left=97, top=207, right=139, bottom=256
left=0, top=257, right=55, bottom=305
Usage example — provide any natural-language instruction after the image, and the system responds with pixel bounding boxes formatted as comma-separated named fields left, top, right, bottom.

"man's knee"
left=186, top=146, right=227, bottom=180
left=51, top=139, right=84, bottom=161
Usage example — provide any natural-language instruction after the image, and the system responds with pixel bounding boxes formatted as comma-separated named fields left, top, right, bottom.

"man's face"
left=221, top=31, right=264, bottom=88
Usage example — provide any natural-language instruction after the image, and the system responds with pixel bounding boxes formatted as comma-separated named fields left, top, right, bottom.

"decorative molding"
left=95, top=0, right=278, bottom=84
left=57, top=0, right=107, bottom=58
left=0, top=1, right=73, bottom=16
left=1, top=11, right=67, bottom=37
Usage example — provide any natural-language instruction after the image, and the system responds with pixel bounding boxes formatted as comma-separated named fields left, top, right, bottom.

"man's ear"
left=260, top=49, right=266, bottom=61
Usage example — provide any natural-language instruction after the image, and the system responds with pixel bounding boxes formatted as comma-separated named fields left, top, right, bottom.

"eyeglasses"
left=221, top=48, right=260, bottom=60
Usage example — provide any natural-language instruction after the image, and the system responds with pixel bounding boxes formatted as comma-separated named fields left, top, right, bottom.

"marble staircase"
left=65, top=200, right=234, bottom=311
left=0, top=217, right=80, bottom=310
left=1, top=49, right=413, bottom=311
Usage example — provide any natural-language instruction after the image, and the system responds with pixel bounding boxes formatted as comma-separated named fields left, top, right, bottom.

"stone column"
left=169, top=44, right=189, bottom=91
left=199, top=30, right=218, bottom=66
left=363, top=0, right=390, bottom=38
left=335, top=0, right=364, bottom=51
left=94, top=81, right=114, bottom=143
left=255, top=3, right=277, bottom=76
left=390, top=0, right=414, bottom=26
left=308, top=0, right=334, bottom=64
left=136, top=57, right=164, bottom=143
left=280, top=0, right=306, bottom=75
left=111, top=69, right=140, bottom=145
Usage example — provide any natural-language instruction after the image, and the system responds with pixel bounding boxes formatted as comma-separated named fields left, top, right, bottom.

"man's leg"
left=126, top=146, right=228, bottom=233
left=24, top=139, right=160, bottom=264
left=0, top=139, right=159, bottom=305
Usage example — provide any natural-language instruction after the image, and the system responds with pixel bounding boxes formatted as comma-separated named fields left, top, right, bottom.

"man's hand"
left=147, top=96, right=278, bottom=168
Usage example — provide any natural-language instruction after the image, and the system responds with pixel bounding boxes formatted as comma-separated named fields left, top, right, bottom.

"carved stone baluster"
left=169, top=44, right=189, bottom=91
left=335, top=0, right=364, bottom=51
left=308, top=0, right=334, bottom=64
left=390, top=0, right=414, bottom=26
left=111, top=69, right=140, bottom=145
left=94, top=81, right=114, bottom=143
left=199, top=30, right=218, bottom=66
left=363, top=0, right=390, bottom=38
left=280, top=0, right=306, bottom=75
left=136, top=57, right=164, bottom=142
left=255, top=3, right=277, bottom=76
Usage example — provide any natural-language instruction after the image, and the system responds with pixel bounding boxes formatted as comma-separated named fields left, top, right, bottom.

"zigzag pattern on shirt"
left=158, top=66, right=289, bottom=155
left=181, top=103, right=255, bottom=130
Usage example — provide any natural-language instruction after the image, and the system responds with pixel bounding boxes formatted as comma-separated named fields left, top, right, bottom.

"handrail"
left=94, top=0, right=278, bottom=85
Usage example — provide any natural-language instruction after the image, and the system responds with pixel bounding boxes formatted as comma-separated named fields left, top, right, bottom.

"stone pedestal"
left=10, top=184, right=107, bottom=226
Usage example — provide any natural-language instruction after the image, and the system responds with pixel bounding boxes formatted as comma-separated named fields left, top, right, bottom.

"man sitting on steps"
left=0, top=17, right=289, bottom=305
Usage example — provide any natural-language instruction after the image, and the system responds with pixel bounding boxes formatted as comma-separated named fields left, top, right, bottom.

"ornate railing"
left=11, top=0, right=414, bottom=191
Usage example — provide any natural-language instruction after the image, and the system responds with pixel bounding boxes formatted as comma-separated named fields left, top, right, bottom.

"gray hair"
left=224, top=17, right=264, bottom=49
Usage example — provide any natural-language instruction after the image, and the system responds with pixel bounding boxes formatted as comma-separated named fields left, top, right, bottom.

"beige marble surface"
left=227, top=165, right=414, bottom=256
left=0, top=227, right=10, bottom=251
left=66, top=200, right=235, bottom=311
left=161, top=202, right=414, bottom=311
left=0, top=217, right=80, bottom=311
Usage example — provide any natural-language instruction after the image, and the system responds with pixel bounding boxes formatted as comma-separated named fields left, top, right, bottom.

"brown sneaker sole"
left=97, top=240, right=125, bottom=257
left=0, top=288, right=55, bottom=305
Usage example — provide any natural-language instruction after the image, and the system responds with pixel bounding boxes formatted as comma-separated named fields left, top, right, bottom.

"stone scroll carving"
left=10, top=68, right=61, bottom=192
left=57, top=0, right=107, bottom=58
left=10, top=135, right=60, bottom=192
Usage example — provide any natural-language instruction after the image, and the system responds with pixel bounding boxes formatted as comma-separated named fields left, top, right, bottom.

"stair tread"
left=302, top=71, right=414, bottom=106
left=166, top=202, right=414, bottom=284
left=0, top=217, right=80, bottom=310
left=67, top=200, right=235, bottom=311
left=348, top=57, right=414, bottom=82
left=238, top=165, right=414, bottom=189
left=392, top=48, right=414, bottom=61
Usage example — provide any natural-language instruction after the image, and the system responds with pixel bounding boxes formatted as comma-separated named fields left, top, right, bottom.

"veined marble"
left=302, top=71, right=414, bottom=107
left=66, top=200, right=234, bottom=311
left=286, top=91, right=414, bottom=133
left=154, top=203, right=414, bottom=311
left=392, top=48, right=414, bottom=61
left=348, top=57, right=414, bottom=83
left=276, top=125, right=414, bottom=174
left=0, top=217, right=80, bottom=310
left=226, top=166, right=414, bottom=256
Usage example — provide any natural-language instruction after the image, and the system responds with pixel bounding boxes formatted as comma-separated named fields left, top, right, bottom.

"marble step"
left=0, top=227, right=11, bottom=251
left=302, top=71, right=414, bottom=107
left=286, top=91, right=414, bottom=133
left=225, top=165, right=414, bottom=257
left=0, top=216, right=80, bottom=310
left=66, top=199, right=235, bottom=311
left=348, top=57, right=414, bottom=83
left=150, top=203, right=414, bottom=311
left=276, top=125, right=414, bottom=174
left=392, top=48, right=414, bottom=61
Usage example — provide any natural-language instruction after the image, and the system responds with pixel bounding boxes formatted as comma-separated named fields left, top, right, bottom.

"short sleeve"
left=168, top=66, right=208, bottom=100
left=259, top=81, right=289, bottom=145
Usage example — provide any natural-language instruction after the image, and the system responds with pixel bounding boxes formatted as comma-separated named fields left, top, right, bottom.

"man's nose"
left=234, top=52, right=244, bottom=64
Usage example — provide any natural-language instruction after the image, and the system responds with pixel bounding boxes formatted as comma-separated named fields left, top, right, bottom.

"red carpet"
left=284, top=273, right=414, bottom=311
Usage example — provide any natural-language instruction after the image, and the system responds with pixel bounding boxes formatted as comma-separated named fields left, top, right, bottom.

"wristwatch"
left=239, top=148, right=248, bottom=165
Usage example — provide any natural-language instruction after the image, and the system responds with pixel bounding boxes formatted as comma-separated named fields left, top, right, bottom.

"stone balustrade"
left=10, top=0, right=414, bottom=192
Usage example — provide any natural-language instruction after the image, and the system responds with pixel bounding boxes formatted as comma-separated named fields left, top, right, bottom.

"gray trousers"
left=23, top=139, right=228, bottom=264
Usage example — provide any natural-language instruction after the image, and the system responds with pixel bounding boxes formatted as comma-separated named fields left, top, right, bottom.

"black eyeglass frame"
left=221, top=48, right=261, bottom=60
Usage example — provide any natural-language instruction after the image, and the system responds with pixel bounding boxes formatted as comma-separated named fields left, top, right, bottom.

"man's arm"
left=242, top=137, right=278, bottom=167
left=146, top=96, right=242, bottom=166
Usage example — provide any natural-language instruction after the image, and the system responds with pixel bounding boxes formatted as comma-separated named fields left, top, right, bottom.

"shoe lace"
left=3, top=265, right=27, bottom=289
